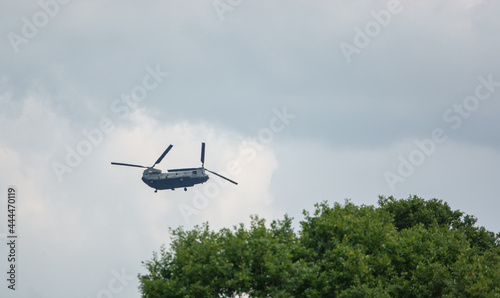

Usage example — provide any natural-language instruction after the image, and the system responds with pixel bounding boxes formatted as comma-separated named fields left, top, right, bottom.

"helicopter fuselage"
left=141, top=167, right=209, bottom=191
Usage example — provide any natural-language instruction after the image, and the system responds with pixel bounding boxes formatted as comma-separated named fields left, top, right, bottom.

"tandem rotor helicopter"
left=111, top=143, right=238, bottom=192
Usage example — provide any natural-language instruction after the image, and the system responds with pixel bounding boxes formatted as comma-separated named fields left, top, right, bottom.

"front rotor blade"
left=154, top=144, right=173, bottom=166
left=111, top=162, right=147, bottom=168
left=206, top=169, right=238, bottom=185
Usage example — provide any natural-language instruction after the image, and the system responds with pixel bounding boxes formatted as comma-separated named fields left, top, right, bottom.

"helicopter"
left=111, top=142, right=238, bottom=192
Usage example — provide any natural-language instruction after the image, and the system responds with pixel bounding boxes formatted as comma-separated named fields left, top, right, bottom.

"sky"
left=1, top=0, right=499, bottom=297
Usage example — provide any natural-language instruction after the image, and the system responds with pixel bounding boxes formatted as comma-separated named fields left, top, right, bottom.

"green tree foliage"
left=139, top=196, right=500, bottom=297
left=378, top=195, right=498, bottom=251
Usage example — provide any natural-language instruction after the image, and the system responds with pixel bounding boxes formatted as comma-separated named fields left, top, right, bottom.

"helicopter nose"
left=142, top=176, right=153, bottom=187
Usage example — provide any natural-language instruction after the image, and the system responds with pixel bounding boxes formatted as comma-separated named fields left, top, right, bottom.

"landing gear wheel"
left=184, top=187, right=187, bottom=191
left=154, top=189, right=157, bottom=193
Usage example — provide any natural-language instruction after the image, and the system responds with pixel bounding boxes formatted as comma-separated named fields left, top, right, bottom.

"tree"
left=139, top=196, right=500, bottom=297
left=378, top=195, right=499, bottom=251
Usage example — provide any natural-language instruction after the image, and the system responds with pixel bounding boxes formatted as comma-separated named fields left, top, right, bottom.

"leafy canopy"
left=139, top=195, right=500, bottom=297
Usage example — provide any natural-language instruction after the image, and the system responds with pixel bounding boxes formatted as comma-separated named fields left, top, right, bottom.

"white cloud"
left=0, top=104, right=282, bottom=297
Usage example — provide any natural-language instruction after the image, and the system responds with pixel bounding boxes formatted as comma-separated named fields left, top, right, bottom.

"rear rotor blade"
left=111, top=162, right=147, bottom=168
left=206, top=169, right=238, bottom=185
left=201, top=142, right=206, bottom=167
left=153, top=145, right=173, bottom=166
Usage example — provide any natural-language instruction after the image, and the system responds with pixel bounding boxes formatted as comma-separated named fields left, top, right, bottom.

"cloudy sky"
left=1, top=0, right=499, bottom=297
